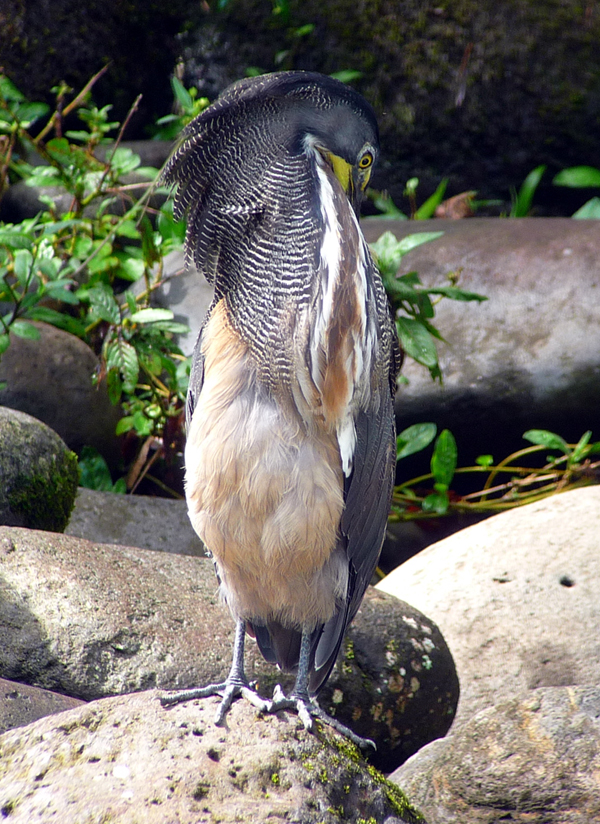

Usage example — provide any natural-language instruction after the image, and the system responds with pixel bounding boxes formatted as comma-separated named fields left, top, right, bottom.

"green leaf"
left=329, top=69, right=363, bottom=83
left=476, top=454, right=494, bottom=467
left=0, top=231, right=34, bottom=250
left=88, top=285, right=120, bottom=324
left=78, top=445, right=115, bottom=491
left=371, top=231, right=444, bottom=277
left=117, top=258, right=145, bottom=282
left=171, top=77, right=194, bottom=110
left=106, top=338, right=139, bottom=392
left=115, top=220, right=142, bottom=239
left=422, top=490, right=450, bottom=515
left=397, top=423, right=437, bottom=460
left=426, top=285, right=487, bottom=302
left=431, top=429, right=457, bottom=487
left=396, top=316, right=439, bottom=368
left=13, top=248, right=33, bottom=284
left=10, top=319, right=41, bottom=340
left=115, top=416, right=134, bottom=435
left=572, top=197, right=600, bottom=219
left=131, top=409, right=154, bottom=436
left=510, top=164, right=546, bottom=217
left=415, top=178, right=448, bottom=220
left=26, top=307, right=87, bottom=336
left=553, top=166, right=600, bottom=188
left=570, top=430, right=592, bottom=464
left=0, top=333, right=10, bottom=355
left=523, top=429, right=571, bottom=455
left=0, top=75, right=25, bottom=102
left=110, top=147, right=141, bottom=175
left=14, top=101, right=49, bottom=127
left=129, top=307, right=174, bottom=324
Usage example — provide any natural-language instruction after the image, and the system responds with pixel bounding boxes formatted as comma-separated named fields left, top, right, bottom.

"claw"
left=268, top=684, right=376, bottom=750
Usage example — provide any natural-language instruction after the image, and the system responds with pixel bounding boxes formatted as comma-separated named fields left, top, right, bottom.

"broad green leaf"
left=117, top=258, right=145, bottom=281
left=115, top=220, right=141, bottom=239
left=131, top=409, right=154, bottom=436
left=26, top=307, right=86, bottom=336
left=0, top=333, right=10, bottom=355
left=171, top=76, right=193, bottom=110
left=0, top=231, right=33, bottom=250
left=106, top=338, right=139, bottom=392
left=476, top=454, right=494, bottom=467
left=0, top=75, right=25, bottom=102
left=523, top=429, right=571, bottom=454
left=88, top=285, right=120, bottom=325
left=396, top=316, right=438, bottom=368
left=150, top=320, right=190, bottom=334
left=111, top=147, right=141, bottom=175
left=78, top=445, right=115, bottom=492
left=553, top=166, right=600, bottom=188
left=10, top=319, right=41, bottom=340
left=13, top=249, right=33, bottom=284
left=129, top=307, right=174, bottom=324
left=397, top=422, right=437, bottom=460
left=431, top=429, right=457, bottom=487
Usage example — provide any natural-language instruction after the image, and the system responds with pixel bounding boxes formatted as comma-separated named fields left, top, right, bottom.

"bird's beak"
left=325, top=151, right=367, bottom=217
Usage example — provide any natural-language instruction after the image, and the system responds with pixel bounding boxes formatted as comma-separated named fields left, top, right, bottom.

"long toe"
left=160, top=682, right=229, bottom=708
left=268, top=686, right=375, bottom=750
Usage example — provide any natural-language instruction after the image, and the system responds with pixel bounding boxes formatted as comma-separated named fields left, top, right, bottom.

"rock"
left=0, top=526, right=458, bottom=771
left=140, top=248, right=214, bottom=356
left=362, top=218, right=600, bottom=474
left=0, top=322, right=122, bottom=469
left=0, top=408, right=78, bottom=532
left=0, top=692, right=424, bottom=824
left=377, top=485, right=600, bottom=730
left=0, top=678, right=83, bottom=735
left=181, top=2, right=600, bottom=211
left=390, top=685, right=600, bottom=824
left=65, top=487, right=206, bottom=556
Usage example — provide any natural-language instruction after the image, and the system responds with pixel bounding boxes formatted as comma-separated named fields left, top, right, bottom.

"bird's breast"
left=185, top=298, right=346, bottom=628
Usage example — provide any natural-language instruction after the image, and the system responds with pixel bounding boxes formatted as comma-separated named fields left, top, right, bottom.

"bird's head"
left=164, top=71, right=380, bottom=277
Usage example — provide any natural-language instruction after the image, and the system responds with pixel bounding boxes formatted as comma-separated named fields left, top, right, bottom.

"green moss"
left=365, top=763, right=425, bottom=823
left=7, top=449, right=79, bottom=532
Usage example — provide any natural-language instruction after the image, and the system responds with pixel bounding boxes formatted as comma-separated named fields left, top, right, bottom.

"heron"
left=160, top=71, right=400, bottom=747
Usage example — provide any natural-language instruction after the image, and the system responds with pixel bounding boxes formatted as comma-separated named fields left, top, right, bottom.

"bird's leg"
left=267, top=629, right=375, bottom=750
left=160, top=619, right=270, bottom=724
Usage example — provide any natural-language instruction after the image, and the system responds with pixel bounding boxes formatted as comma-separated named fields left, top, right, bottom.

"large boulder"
left=390, top=686, right=600, bottom=824
left=0, top=691, right=425, bottom=824
left=361, top=217, right=600, bottom=474
left=65, top=487, right=206, bottom=556
left=0, top=678, right=83, bottom=736
left=377, top=485, right=600, bottom=729
left=0, top=526, right=458, bottom=772
left=0, top=322, right=122, bottom=469
left=0, top=407, right=78, bottom=532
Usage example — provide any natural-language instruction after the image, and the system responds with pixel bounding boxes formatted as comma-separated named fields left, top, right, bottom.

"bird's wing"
left=185, top=325, right=206, bottom=428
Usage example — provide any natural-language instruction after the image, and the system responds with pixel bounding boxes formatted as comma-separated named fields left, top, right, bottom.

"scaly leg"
left=267, top=628, right=375, bottom=750
left=160, top=619, right=270, bottom=724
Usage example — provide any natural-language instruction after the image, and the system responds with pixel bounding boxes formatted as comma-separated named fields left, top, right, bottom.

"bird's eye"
left=358, top=152, right=373, bottom=169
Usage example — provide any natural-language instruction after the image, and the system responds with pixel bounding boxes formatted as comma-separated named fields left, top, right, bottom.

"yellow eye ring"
left=358, top=152, right=373, bottom=169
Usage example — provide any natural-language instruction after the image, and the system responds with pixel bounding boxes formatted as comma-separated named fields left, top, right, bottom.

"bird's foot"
left=268, top=684, right=375, bottom=750
left=160, top=677, right=270, bottom=725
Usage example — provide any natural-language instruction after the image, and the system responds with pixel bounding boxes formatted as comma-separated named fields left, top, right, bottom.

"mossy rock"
left=0, top=407, right=79, bottom=532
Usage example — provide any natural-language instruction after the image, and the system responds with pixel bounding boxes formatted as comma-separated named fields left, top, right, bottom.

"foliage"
left=392, top=427, right=600, bottom=520
left=150, top=77, right=210, bottom=140
left=553, top=165, right=600, bottom=218
left=509, top=164, right=546, bottom=217
left=0, top=73, right=190, bottom=493
left=371, top=231, right=487, bottom=381
left=368, top=177, right=448, bottom=221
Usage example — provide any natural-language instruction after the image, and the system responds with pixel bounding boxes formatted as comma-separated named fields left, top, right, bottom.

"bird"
left=160, top=70, right=401, bottom=747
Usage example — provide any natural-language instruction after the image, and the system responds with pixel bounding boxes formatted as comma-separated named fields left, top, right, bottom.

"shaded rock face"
left=0, top=322, right=122, bottom=469
left=361, top=217, right=600, bottom=477
left=0, top=527, right=458, bottom=772
left=0, top=691, right=425, bottom=824
left=377, top=485, right=600, bottom=730
left=179, top=0, right=600, bottom=211
left=390, top=686, right=600, bottom=824
left=0, top=407, right=78, bottom=532
left=65, top=487, right=206, bottom=557
left=0, top=678, right=83, bottom=736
